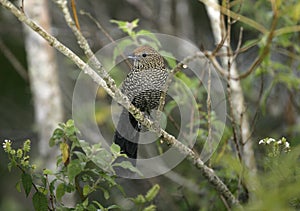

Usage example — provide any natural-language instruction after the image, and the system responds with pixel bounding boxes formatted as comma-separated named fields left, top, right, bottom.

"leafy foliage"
left=3, top=120, right=160, bottom=211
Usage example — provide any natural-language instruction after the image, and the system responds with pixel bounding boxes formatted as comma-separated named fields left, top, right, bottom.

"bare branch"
left=79, top=10, right=132, bottom=68
left=0, top=38, right=28, bottom=81
left=199, top=0, right=267, bottom=33
left=233, top=0, right=279, bottom=80
left=206, top=64, right=212, bottom=155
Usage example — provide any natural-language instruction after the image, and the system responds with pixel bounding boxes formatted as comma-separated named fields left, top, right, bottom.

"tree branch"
left=0, top=0, right=240, bottom=207
left=0, top=38, right=28, bottom=81
left=199, top=0, right=267, bottom=33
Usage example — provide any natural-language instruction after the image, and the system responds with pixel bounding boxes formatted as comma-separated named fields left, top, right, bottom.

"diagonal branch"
left=0, top=0, right=240, bottom=207
left=199, top=0, right=267, bottom=33
left=0, top=38, right=28, bottom=81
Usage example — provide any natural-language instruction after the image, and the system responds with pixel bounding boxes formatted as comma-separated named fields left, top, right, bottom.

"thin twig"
left=206, top=64, right=212, bottom=156
left=234, top=1, right=279, bottom=80
left=224, top=0, right=243, bottom=164
left=231, top=27, right=243, bottom=62
left=71, top=0, right=80, bottom=30
left=45, top=174, right=56, bottom=210
left=274, top=25, right=300, bottom=36
left=204, top=51, right=229, bottom=79
left=199, top=0, right=268, bottom=33
left=79, top=10, right=132, bottom=68
left=0, top=38, right=28, bottom=81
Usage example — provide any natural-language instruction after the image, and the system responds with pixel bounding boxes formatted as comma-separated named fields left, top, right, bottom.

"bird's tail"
left=114, top=109, right=140, bottom=160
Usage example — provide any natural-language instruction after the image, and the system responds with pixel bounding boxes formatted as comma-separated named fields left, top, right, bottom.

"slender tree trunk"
left=204, top=0, right=257, bottom=173
left=23, top=0, right=63, bottom=169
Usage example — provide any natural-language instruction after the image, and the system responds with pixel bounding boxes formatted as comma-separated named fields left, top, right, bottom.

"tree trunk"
left=204, top=0, right=257, bottom=173
left=23, top=0, right=63, bottom=169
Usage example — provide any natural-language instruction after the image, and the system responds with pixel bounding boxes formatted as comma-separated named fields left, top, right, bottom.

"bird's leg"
left=138, top=111, right=150, bottom=132
left=139, top=109, right=162, bottom=132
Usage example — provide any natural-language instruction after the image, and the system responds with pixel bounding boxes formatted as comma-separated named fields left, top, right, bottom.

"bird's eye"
left=142, top=53, right=147, bottom=57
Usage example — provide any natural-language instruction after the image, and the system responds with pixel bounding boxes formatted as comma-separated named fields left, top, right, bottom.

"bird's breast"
left=122, top=69, right=168, bottom=97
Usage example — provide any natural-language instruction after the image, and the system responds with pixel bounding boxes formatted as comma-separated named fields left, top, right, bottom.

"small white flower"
left=2, top=139, right=11, bottom=149
left=277, top=140, right=282, bottom=144
left=259, top=139, right=265, bottom=145
left=266, top=138, right=276, bottom=144
left=285, top=142, right=290, bottom=149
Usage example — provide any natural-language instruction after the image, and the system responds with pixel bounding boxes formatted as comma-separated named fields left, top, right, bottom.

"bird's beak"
left=128, top=55, right=138, bottom=60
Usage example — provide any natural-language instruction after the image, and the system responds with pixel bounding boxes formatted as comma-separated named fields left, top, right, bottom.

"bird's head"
left=129, top=46, right=165, bottom=71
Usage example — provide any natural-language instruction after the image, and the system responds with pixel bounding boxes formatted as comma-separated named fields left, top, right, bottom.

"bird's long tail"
left=114, top=109, right=140, bottom=160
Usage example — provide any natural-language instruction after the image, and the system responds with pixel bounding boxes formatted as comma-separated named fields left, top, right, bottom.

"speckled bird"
left=114, top=46, right=168, bottom=160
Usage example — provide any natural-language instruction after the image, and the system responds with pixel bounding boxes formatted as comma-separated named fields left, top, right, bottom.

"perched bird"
left=114, top=46, right=168, bottom=161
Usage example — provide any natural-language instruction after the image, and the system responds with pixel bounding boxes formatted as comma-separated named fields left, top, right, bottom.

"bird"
left=113, top=45, right=168, bottom=162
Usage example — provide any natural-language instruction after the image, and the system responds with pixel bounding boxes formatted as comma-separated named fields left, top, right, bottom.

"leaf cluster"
left=3, top=120, right=160, bottom=211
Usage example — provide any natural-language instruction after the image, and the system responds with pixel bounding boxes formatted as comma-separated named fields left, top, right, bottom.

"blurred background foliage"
left=0, top=0, right=300, bottom=210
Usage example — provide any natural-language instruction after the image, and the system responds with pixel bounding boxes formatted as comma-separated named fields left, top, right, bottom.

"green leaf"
left=136, top=30, right=161, bottom=47
left=67, top=159, right=83, bottom=181
left=60, top=142, right=70, bottom=165
left=7, top=162, right=12, bottom=172
left=79, top=139, right=93, bottom=155
left=49, top=180, right=56, bottom=195
left=133, top=194, right=146, bottom=204
left=15, top=179, right=22, bottom=193
left=49, top=138, right=56, bottom=147
left=58, top=122, right=66, bottom=128
left=241, top=38, right=260, bottom=50
left=92, top=201, right=105, bottom=210
left=82, top=198, right=89, bottom=208
left=32, top=192, right=48, bottom=211
left=21, top=173, right=32, bottom=197
left=65, top=119, right=79, bottom=137
left=289, top=2, right=300, bottom=21
left=73, top=151, right=87, bottom=162
left=91, top=149, right=112, bottom=169
left=87, top=204, right=97, bottom=211
left=50, top=128, right=64, bottom=144
left=145, top=184, right=160, bottom=202
left=83, top=184, right=91, bottom=197
left=66, top=119, right=75, bottom=127
left=100, top=187, right=110, bottom=200
left=112, top=161, right=143, bottom=176
left=43, top=168, right=53, bottom=175
left=110, top=143, right=121, bottom=154
left=176, top=72, right=193, bottom=86
left=143, top=204, right=157, bottom=211
left=159, top=50, right=176, bottom=68
left=56, top=183, right=65, bottom=202
left=111, top=19, right=127, bottom=28
left=102, top=173, right=118, bottom=187
left=107, top=204, right=120, bottom=210
left=111, top=19, right=139, bottom=36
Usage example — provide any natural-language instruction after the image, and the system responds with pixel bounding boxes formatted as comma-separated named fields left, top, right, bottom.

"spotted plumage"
left=114, top=46, right=168, bottom=160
